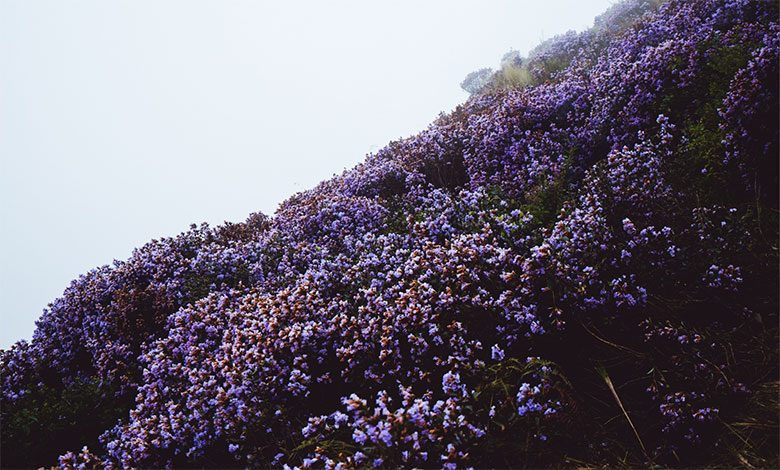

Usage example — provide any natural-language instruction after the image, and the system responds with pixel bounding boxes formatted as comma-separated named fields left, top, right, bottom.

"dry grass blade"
left=595, top=363, right=652, bottom=464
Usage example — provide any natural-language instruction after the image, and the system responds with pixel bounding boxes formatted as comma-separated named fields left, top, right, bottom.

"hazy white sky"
left=0, top=0, right=614, bottom=349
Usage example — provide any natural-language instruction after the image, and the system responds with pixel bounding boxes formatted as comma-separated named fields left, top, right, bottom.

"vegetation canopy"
left=2, top=0, right=778, bottom=468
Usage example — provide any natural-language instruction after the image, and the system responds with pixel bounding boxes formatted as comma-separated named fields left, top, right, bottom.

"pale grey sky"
left=0, top=0, right=614, bottom=349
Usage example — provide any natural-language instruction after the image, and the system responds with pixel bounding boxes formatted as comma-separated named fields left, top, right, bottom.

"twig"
left=579, top=317, right=645, bottom=358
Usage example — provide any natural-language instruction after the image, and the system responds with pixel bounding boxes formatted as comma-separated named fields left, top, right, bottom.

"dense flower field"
left=2, top=0, right=778, bottom=468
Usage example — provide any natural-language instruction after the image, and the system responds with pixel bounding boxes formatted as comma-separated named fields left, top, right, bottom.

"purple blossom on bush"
left=1, top=1, right=777, bottom=468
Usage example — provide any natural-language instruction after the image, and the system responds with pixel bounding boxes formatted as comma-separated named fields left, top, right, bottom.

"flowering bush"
left=2, top=0, right=778, bottom=468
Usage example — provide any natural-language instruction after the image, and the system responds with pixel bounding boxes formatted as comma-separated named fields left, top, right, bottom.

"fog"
left=0, top=0, right=615, bottom=348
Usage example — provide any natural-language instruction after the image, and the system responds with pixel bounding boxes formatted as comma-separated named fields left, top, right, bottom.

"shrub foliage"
left=2, top=0, right=778, bottom=468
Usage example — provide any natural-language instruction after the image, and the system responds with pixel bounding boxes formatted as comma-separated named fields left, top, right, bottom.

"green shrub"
left=1, top=376, right=130, bottom=468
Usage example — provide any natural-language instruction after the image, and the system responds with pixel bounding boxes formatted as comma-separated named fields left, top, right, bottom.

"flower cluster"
left=1, top=1, right=777, bottom=468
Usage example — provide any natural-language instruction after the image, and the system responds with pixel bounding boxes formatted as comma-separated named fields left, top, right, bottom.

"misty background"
left=0, top=0, right=614, bottom=349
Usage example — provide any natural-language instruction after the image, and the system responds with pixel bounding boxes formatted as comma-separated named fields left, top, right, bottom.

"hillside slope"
left=2, top=0, right=778, bottom=468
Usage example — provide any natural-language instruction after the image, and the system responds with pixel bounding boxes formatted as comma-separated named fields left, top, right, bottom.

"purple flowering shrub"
left=719, top=23, right=779, bottom=200
left=2, top=0, right=778, bottom=468
left=295, top=357, right=575, bottom=469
